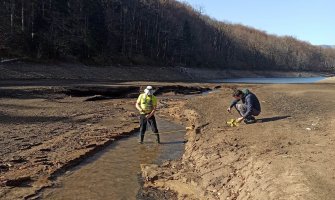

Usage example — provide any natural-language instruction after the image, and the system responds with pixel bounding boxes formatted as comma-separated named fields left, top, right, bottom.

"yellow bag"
left=226, top=119, right=239, bottom=127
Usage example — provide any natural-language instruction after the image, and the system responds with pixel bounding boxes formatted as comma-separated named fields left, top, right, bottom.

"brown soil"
left=1, top=63, right=335, bottom=200
left=0, top=80, right=212, bottom=199
left=142, top=83, right=335, bottom=200
left=0, top=90, right=139, bottom=199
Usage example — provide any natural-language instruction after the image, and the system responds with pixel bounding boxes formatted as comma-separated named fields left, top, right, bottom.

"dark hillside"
left=0, top=0, right=334, bottom=72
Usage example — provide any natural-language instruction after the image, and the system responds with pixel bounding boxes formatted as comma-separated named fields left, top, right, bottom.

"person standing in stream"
left=135, top=86, right=160, bottom=144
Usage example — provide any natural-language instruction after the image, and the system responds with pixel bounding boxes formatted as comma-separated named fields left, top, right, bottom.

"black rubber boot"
left=138, top=134, right=144, bottom=144
left=156, top=134, right=160, bottom=144
left=244, top=116, right=256, bottom=124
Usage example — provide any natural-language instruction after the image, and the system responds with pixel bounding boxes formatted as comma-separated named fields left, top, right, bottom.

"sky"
left=178, top=0, right=334, bottom=45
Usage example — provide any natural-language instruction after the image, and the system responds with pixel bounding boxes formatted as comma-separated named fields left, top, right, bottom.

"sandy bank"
left=142, top=82, right=335, bottom=200
left=318, top=76, right=335, bottom=83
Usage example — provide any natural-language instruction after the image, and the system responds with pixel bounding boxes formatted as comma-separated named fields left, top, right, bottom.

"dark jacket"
left=230, top=89, right=261, bottom=117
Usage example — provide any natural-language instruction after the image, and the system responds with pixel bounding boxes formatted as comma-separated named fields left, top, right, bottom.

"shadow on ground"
left=258, top=115, right=291, bottom=123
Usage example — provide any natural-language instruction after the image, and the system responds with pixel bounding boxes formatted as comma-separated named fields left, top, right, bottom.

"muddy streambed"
left=40, top=118, right=186, bottom=200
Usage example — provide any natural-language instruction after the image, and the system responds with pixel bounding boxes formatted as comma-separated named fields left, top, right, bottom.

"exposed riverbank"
left=1, top=63, right=335, bottom=199
left=1, top=62, right=332, bottom=83
left=0, top=82, right=212, bottom=199
left=142, top=83, right=335, bottom=200
left=319, top=76, right=335, bottom=83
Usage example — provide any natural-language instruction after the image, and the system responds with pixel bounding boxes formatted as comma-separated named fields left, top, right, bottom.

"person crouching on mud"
left=135, top=86, right=160, bottom=144
left=227, top=89, right=261, bottom=124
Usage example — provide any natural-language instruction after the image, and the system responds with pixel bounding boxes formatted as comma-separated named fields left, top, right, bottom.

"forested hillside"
left=1, top=0, right=334, bottom=71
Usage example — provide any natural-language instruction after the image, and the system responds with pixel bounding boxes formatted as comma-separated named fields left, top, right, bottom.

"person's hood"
left=144, top=86, right=155, bottom=95
left=242, top=88, right=250, bottom=96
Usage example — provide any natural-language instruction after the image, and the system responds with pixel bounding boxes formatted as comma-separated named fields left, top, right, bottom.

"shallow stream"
left=41, top=118, right=185, bottom=200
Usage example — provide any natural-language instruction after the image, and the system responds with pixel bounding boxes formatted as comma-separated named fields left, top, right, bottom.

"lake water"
left=215, top=77, right=325, bottom=84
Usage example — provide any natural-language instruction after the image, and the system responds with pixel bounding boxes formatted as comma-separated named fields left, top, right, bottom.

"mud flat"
left=1, top=62, right=335, bottom=199
left=0, top=83, right=210, bottom=199
left=2, top=81, right=335, bottom=200
left=141, top=82, right=335, bottom=200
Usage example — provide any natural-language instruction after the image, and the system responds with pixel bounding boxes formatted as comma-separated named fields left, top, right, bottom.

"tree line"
left=0, top=0, right=334, bottom=72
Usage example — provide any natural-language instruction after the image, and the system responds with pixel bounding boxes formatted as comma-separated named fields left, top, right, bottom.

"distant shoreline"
left=318, top=76, right=335, bottom=83
left=0, top=62, right=333, bottom=84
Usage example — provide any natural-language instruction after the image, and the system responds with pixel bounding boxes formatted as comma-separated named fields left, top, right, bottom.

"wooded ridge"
left=1, top=0, right=334, bottom=72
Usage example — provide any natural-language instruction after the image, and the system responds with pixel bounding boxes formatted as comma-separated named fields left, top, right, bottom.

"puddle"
left=41, top=118, right=185, bottom=200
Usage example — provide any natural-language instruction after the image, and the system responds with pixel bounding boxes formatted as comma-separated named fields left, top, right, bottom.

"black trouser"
left=139, top=114, right=160, bottom=143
